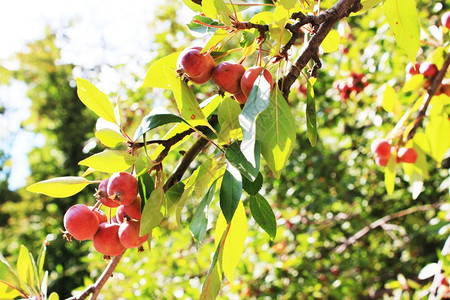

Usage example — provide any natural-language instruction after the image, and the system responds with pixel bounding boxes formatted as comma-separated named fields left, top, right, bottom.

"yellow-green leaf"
left=95, top=128, right=126, bottom=147
left=165, top=69, right=210, bottom=127
left=382, top=0, right=420, bottom=62
left=48, top=292, right=59, bottom=300
left=78, top=150, right=136, bottom=173
left=202, top=0, right=231, bottom=25
left=17, top=245, right=34, bottom=291
left=381, top=84, right=401, bottom=117
left=425, top=116, right=450, bottom=166
left=76, top=78, right=117, bottom=125
left=26, top=176, right=93, bottom=198
left=384, top=156, right=397, bottom=195
left=256, top=89, right=296, bottom=179
left=0, top=281, right=22, bottom=299
left=321, top=29, right=340, bottom=53
left=141, top=52, right=179, bottom=89
left=221, top=201, right=247, bottom=284
left=218, top=97, right=242, bottom=143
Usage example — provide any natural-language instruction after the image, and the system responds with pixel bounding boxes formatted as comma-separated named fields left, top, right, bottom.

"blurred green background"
left=0, top=1, right=449, bottom=299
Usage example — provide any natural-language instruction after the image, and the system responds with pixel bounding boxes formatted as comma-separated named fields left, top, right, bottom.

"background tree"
left=1, top=0, right=449, bottom=299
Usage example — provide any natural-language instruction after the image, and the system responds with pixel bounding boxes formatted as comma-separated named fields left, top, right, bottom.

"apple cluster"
left=333, top=72, right=369, bottom=101
left=406, top=61, right=450, bottom=97
left=177, top=46, right=274, bottom=104
left=371, top=139, right=418, bottom=167
left=62, top=172, right=148, bottom=259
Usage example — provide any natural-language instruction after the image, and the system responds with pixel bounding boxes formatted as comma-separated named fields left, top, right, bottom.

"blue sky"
left=0, top=0, right=194, bottom=189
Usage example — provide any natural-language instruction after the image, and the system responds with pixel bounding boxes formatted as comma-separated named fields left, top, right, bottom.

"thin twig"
left=407, top=51, right=450, bottom=141
left=334, top=202, right=445, bottom=254
left=67, top=251, right=126, bottom=300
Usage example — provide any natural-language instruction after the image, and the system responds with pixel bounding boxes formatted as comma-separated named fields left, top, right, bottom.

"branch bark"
left=279, top=0, right=362, bottom=99
left=334, top=202, right=445, bottom=254
left=67, top=251, right=125, bottom=300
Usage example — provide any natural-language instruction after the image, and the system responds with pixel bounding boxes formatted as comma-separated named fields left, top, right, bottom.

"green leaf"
left=217, top=97, right=242, bottom=143
left=95, top=128, right=126, bottom=147
left=239, top=72, right=272, bottom=172
left=165, top=69, right=209, bottom=127
left=26, top=176, right=93, bottom=198
left=242, top=172, right=263, bottom=196
left=36, top=242, right=47, bottom=283
left=202, top=0, right=231, bottom=26
left=166, top=182, right=185, bottom=207
left=140, top=185, right=165, bottom=236
left=78, top=150, right=136, bottom=173
left=133, top=112, right=186, bottom=142
left=137, top=172, right=154, bottom=206
left=382, top=0, right=420, bottom=62
left=220, top=165, right=242, bottom=224
left=384, top=156, right=396, bottom=195
left=141, top=52, right=179, bottom=89
left=250, top=194, right=277, bottom=239
left=17, top=245, right=34, bottom=291
left=306, top=79, right=317, bottom=147
left=225, top=141, right=260, bottom=181
left=221, top=201, right=247, bottom=283
left=76, top=78, right=117, bottom=125
left=200, top=240, right=223, bottom=300
left=190, top=180, right=218, bottom=248
left=188, top=15, right=222, bottom=34
left=425, top=115, right=450, bottom=166
left=321, top=29, right=340, bottom=53
left=256, top=89, right=296, bottom=179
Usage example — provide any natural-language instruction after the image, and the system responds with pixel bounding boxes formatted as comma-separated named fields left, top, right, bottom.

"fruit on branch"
left=124, top=196, right=142, bottom=220
left=375, top=156, right=389, bottom=167
left=233, top=91, right=248, bottom=104
left=334, top=72, right=368, bottom=100
left=442, top=11, right=450, bottom=30
left=63, top=204, right=100, bottom=241
left=107, top=172, right=138, bottom=206
left=93, top=222, right=126, bottom=257
left=406, top=62, right=420, bottom=75
left=419, top=62, right=438, bottom=78
left=240, top=66, right=274, bottom=97
left=371, top=139, right=391, bottom=158
left=116, top=205, right=127, bottom=224
left=90, top=207, right=107, bottom=224
left=94, top=178, right=120, bottom=208
left=397, top=147, right=418, bottom=164
left=118, top=219, right=149, bottom=249
left=371, top=139, right=392, bottom=167
left=177, top=46, right=215, bottom=84
left=212, top=61, right=246, bottom=95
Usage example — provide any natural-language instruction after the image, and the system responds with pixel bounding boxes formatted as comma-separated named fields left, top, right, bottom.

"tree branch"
left=163, top=136, right=210, bottom=192
left=406, top=51, right=450, bottom=141
left=280, top=0, right=362, bottom=99
left=334, top=202, right=445, bottom=254
left=67, top=251, right=125, bottom=300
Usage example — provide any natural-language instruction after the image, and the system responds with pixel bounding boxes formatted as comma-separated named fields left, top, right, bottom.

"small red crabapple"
left=63, top=204, right=100, bottom=241
left=107, top=172, right=138, bottom=206
left=397, top=147, right=418, bottom=164
left=371, top=139, right=391, bottom=158
left=93, top=222, right=126, bottom=257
